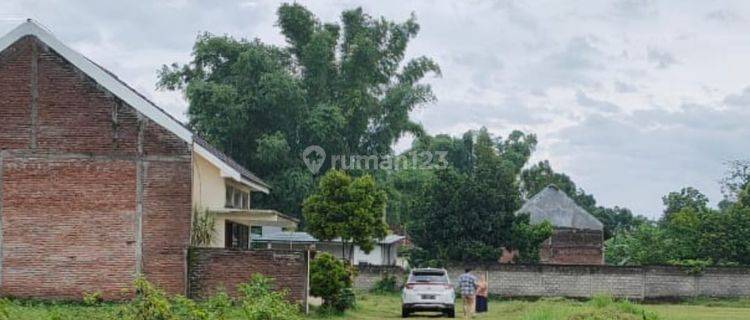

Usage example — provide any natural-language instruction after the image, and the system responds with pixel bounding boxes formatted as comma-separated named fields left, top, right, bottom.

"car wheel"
left=402, top=306, right=410, bottom=318
left=445, top=307, right=455, bottom=318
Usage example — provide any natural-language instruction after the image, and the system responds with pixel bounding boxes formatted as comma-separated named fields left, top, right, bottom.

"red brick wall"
left=540, top=228, right=604, bottom=265
left=142, top=161, right=192, bottom=295
left=0, top=37, right=32, bottom=149
left=0, top=36, right=192, bottom=299
left=188, top=249, right=308, bottom=305
left=1, top=158, right=137, bottom=299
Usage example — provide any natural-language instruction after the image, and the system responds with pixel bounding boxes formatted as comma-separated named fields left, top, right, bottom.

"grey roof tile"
left=515, top=185, right=604, bottom=231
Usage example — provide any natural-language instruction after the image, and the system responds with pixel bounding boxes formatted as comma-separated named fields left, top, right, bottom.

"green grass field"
left=1, top=294, right=749, bottom=319
left=312, top=294, right=750, bottom=320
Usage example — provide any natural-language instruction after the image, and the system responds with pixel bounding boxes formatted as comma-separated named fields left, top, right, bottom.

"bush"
left=82, top=291, right=103, bottom=306
left=309, top=253, right=355, bottom=312
left=571, top=294, right=659, bottom=320
left=237, top=274, right=302, bottom=320
left=116, top=277, right=175, bottom=320
left=371, top=274, right=399, bottom=294
left=331, top=288, right=356, bottom=312
left=116, top=277, right=236, bottom=320
left=0, top=299, right=9, bottom=320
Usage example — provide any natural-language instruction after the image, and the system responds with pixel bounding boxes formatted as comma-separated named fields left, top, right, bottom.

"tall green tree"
left=302, top=170, right=388, bottom=261
left=720, top=160, right=750, bottom=202
left=158, top=3, right=440, bottom=217
left=606, top=186, right=750, bottom=266
left=661, top=187, right=710, bottom=221
left=406, top=128, right=552, bottom=265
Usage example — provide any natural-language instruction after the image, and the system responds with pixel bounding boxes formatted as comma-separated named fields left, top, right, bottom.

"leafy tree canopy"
left=405, top=128, right=552, bottom=265
left=606, top=184, right=750, bottom=267
left=158, top=3, right=440, bottom=217
left=302, top=170, right=388, bottom=259
left=661, top=187, right=710, bottom=220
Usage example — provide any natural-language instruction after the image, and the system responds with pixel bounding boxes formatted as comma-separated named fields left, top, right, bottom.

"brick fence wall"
left=355, top=264, right=750, bottom=300
left=188, top=248, right=309, bottom=306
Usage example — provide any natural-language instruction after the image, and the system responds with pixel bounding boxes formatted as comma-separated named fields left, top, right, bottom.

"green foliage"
left=720, top=160, right=750, bottom=202
left=117, top=277, right=175, bottom=320
left=575, top=295, right=659, bottom=320
left=159, top=3, right=439, bottom=218
left=237, top=274, right=302, bottom=320
left=191, top=208, right=216, bottom=247
left=330, top=288, right=356, bottom=313
left=667, top=259, right=713, bottom=275
left=0, top=299, right=9, bottom=320
left=201, top=291, right=232, bottom=320
left=309, top=253, right=355, bottom=312
left=117, top=277, right=284, bottom=320
left=82, top=291, right=103, bottom=306
left=370, top=274, right=400, bottom=294
left=405, top=129, right=552, bottom=265
left=606, top=186, right=750, bottom=267
left=605, top=224, right=666, bottom=266
left=661, top=187, right=709, bottom=220
left=303, top=170, right=388, bottom=259
left=511, top=216, right=553, bottom=264
left=171, top=295, right=210, bottom=320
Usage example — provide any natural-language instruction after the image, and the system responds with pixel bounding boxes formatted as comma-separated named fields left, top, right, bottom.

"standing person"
left=458, top=268, right=478, bottom=319
left=475, top=274, right=488, bottom=313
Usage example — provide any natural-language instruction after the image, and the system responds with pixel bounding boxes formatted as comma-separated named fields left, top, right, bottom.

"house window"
left=233, top=189, right=242, bottom=208
left=225, top=186, right=234, bottom=208
left=242, top=193, right=250, bottom=209
left=225, top=220, right=249, bottom=249
left=251, top=226, right=263, bottom=236
left=225, top=184, right=250, bottom=209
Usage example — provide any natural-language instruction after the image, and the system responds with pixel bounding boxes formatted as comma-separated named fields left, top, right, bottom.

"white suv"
left=401, top=268, right=455, bottom=318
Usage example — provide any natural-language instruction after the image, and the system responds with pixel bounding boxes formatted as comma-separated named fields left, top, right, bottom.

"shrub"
left=118, top=278, right=227, bottom=320
left=191, top=208, right=216, bottom=247
left=0, top=299, right=9, bottom=320
left=309, top=253, right=355, bottom=312
left=237, top=274, right=302, bottom=320
left=171, top=295, right=209, bottom=320
left=82, top=291, right=103, bottom=306
left=575, top=294, right=659, bottom=320
left=371, top=274, right=399, bottom=294
left=668, top=258, right=712, bottom=275
left=202, top=291, right=232, bottom=320
left=116, top=277, right=175, bottom=320
left=331, top=287, right=356, bottom=312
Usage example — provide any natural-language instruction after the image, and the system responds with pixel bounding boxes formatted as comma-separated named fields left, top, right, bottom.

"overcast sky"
left=2, top=1, right=749, bottom=218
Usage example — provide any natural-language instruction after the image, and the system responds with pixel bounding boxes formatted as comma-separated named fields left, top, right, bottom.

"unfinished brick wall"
left=540, top=228, right=603, bottom=265
left=188, top=248, right=308, bottom=305
left=0, top=36, right=192, bottom=299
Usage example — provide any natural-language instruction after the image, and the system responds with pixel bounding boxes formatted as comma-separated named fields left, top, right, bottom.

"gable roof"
left=515, top=185, right=604, bottom=231
left=0, top=20, right=268, bottom=193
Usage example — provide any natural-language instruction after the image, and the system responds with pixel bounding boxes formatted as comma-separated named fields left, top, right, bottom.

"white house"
left=252, top=231, right=406, bottom=267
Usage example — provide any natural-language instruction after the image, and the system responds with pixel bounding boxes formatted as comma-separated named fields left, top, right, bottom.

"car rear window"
left=408, top=271, right=448, bottom=283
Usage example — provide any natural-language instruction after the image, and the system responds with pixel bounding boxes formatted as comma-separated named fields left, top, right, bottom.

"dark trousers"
left=475, top=295, right=488, bottom=313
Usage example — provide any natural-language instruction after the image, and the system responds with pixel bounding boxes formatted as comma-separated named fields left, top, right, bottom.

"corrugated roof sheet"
left=252, top=232, right=405, bottom=244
